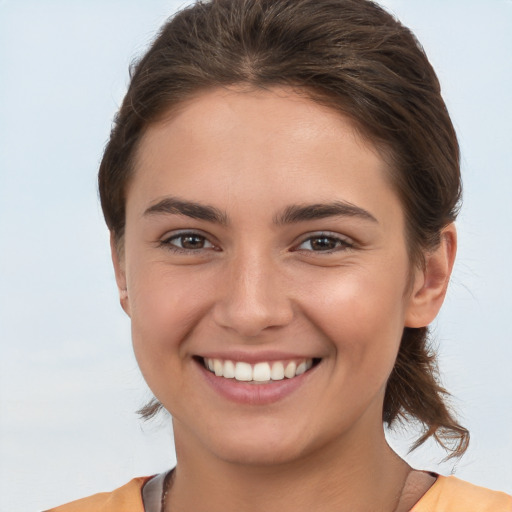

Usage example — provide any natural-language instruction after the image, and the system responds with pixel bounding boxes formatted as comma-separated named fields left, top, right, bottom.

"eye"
left=296, top=233, right=353, bottom=252
left=161, top=232, right=215, bottom=252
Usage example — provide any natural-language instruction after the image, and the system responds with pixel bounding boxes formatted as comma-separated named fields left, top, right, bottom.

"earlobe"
left=110, top=232, right=131, bottom=317
left=404, top=224, right=457, bottom=328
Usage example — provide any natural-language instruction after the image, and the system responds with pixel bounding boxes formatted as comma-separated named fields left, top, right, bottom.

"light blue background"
left=0, top=1, right=511, bottom=511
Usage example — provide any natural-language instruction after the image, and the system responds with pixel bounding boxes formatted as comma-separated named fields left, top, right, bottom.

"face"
left=117, top=86, right=425, bottom=466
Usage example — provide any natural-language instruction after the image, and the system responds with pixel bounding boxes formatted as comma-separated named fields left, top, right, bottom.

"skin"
left=112, top=86, right=456, bottom=511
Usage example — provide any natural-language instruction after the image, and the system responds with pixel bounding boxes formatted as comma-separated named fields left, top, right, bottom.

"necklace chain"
left=160, top=469, right=174, bottom=512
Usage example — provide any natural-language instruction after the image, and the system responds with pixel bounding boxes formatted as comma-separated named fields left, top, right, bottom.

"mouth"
left=198, top=356, right=321, bottom=383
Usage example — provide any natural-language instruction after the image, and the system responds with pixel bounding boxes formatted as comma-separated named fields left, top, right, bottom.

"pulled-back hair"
left=99, top=0, right=468, bottom=458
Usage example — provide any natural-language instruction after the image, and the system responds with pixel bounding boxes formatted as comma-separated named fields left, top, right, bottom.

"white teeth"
left=213, top=359, right=223, bottom=377
left=284, top=361, right=297, bottom=379
left=270, top=361, right=285, bottom=381
left=204, top=357, right=315, bottom=382
left=223, top=360, right=235, bottom=378
left=235, top=362, right=253, bottom=381
left=253, top=362, right=271, bottom=382
left=295, top=361, right=307, bottom=375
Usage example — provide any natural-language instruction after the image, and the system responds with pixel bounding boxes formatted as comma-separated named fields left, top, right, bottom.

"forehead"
left=128, top=86, right=402, bottom=227
left=144, top=86, right=380, bottom=153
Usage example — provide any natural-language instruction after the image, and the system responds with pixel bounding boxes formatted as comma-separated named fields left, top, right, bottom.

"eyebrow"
left=274, top=201, right=378, bottom=225
left=144, top=197, right=229, bottom=225
left=143, top=196, right=377, bottom=225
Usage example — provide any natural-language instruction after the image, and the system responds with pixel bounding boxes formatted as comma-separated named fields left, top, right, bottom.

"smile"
left=203, top=357, right=315, bottom=383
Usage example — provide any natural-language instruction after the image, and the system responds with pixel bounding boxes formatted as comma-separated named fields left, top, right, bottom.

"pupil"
left=182, top=235, right=204, bottom=249
left=312, top=237, right=335, bottom=250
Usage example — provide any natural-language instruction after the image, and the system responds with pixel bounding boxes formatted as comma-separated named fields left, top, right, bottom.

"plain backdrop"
left=0, top=1, right=511, bottom=511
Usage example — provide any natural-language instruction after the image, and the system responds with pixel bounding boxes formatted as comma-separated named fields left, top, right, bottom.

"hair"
left=98, top=0, right=468, bottom=458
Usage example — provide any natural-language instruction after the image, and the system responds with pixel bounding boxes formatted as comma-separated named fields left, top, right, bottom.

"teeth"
left=223, top=360, right=235, bottom=379
left=235, top=362, right=252, bottom=381
left=295, top=361, right=307, bottom=375
left=204, top=358, right=314, bottom=382
left=213, top=359, right=223, bottom=377
left=284, top=361, right=297, bottom=379
left=253, top=362, right=271, bottom=382
left=270, top=361, right=285, bottom=381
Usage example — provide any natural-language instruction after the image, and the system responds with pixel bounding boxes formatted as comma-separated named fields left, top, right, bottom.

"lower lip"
left=196, top=361, right=317, bottom=405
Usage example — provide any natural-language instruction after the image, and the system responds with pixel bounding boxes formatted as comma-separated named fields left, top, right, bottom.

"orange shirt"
left=44, top=477, right=149, bottom=512
left=411, top=475, right=512, bottom=512
left=45, top=475, right=512, bottom=512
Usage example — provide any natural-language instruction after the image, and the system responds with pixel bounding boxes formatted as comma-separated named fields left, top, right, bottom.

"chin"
left=212, top=437, right=307, bottom=467
left=195, top=418, right=327, bottom=468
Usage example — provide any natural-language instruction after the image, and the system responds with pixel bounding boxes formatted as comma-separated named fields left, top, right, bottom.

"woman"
left=46, top=0, right=512, bottom=510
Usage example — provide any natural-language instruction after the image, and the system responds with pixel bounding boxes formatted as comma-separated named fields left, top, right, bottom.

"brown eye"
left=180, top=234, right=207, bottom=249
left=163, top=232, right=214, bottom=251
left=310, top=237, right=338, bottom=250
left=297, top=234, right=352, bottom=252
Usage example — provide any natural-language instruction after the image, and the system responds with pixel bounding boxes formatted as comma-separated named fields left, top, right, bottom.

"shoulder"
left=413, top=475, right=512, bottom=512
left=43, top=476, right=151, bottom=512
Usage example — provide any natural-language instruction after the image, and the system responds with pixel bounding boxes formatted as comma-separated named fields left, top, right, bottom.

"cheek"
left=127, top=263, right=216, bottom=372
left=300, top=265, right=409, bottom=373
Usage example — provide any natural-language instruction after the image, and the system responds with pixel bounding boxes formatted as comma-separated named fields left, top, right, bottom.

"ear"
left=110, top=232, right=131, bottom=317
left=405, top=223, right=457, bottom=328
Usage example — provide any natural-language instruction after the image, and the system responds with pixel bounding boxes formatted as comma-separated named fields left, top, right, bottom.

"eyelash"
left=159, top=231, right=216, bottom=253
left=159, top=231, right=353, bottom=254
left=295, top=233, right=354, bottom=253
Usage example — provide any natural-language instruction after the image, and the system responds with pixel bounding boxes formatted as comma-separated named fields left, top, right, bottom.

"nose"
left=212, top=252, right=294, bottom=338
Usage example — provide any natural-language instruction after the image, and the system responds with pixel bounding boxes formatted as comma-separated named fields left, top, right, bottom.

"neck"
left=166, top=420, right=411, bottom=512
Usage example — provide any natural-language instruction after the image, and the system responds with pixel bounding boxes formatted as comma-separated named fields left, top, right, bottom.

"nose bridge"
left=214, top=247, right=293, bottom=337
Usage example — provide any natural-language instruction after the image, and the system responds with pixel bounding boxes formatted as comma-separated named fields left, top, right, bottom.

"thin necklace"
left=160, top=469, right=174, bottom=512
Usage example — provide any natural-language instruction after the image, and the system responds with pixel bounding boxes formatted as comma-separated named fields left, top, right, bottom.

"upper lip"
left=196, top=350, right=321, bottom=364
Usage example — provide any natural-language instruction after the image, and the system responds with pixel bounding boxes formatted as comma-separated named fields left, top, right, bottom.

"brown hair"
left=99, top=0, right=468, bottom=457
